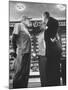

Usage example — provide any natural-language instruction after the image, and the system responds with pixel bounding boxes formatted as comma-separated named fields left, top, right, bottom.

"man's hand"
left=50, top=37, right=56, bottom=42
left=40, top=23, right=48, bottom=30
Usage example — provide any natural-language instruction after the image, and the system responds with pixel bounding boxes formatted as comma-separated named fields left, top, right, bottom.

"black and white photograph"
left=9, top=1, right=66, bottom=89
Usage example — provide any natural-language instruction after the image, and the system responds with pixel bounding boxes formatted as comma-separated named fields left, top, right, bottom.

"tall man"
left=12, top=16, right=31, bottom=88
left=40, top=12, right=62, bottom=86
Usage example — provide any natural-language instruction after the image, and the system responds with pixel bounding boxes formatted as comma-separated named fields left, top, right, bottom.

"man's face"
left=24, top=19, right=29, bottom=26
left=22, top=17, right=31, bottom=26
left=42, top=14, right=48, bottom=23
left=21, top=16, right=32, bottom=26
left=25, top=19, right=32, bottom=27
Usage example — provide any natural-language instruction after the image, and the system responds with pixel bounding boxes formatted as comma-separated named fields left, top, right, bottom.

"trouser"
left=38, top=56, right=47, bottom=87
left=46, top=55, right=60, bottom=86
left=61, top=60, right=66, bottom=85
left=45, top=42, right=61, bottom=86
left=13, top=53, right=30, bottom=88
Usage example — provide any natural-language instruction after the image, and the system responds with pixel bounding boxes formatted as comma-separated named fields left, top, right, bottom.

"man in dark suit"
left=41, top=11, right=62, bottom=86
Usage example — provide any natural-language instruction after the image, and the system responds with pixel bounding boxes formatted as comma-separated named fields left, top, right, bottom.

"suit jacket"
left=12, top=23, right=31, bottom=55
left=44, top=17, right=58, bottom=42
left=44, top=17, right=62, bottom=57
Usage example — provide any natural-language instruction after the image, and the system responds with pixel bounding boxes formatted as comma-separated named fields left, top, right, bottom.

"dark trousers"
left=61, top=60, right=66, bottom=85
left=38, top=56, right=47, bottom=87
left=38, top=41, right=61, bottom=87
left=45, top=41, right=61, bottom=86
left=46, top=55, right=60, bottom=86
left=13, top=53, right=30, bottom=88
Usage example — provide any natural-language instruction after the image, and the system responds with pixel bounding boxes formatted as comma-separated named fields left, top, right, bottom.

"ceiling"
left=9, top=1, right=66, bottom=21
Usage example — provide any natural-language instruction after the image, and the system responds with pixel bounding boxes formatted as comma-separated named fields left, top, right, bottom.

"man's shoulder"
left=50, top=17, right=58, bottom=21
left=49, top=17, right=58, bottom=23
left=15, top=22, right=22, bottom=26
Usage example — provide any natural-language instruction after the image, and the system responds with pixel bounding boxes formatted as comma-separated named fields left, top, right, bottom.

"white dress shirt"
left=36, top=32, right=46, bottom=56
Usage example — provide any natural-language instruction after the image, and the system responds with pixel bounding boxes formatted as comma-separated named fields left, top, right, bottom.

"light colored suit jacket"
left=13, top=23, right=31, bottom=55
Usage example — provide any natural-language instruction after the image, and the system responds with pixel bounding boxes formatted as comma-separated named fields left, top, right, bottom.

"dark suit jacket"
left=44, top=17, right=62, bottom=58
left=44, top=17, right=58, bottom=42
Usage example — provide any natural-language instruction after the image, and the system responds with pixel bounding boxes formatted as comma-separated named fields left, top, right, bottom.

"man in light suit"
left=12, top=16, right=31, bottom=88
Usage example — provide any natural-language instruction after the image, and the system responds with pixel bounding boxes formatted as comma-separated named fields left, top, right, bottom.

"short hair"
left=43, top=11, right=50, bottom=18
left=21, top=15, right=30, bottom=21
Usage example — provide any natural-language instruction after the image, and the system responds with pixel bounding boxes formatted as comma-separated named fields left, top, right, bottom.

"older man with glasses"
left=12, top=16, right=31, bottom=88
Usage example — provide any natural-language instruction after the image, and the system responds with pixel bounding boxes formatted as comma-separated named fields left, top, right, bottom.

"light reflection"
left=15, top=3, right=26, bottom=11
left=56, top=4, right=66, bottom=11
